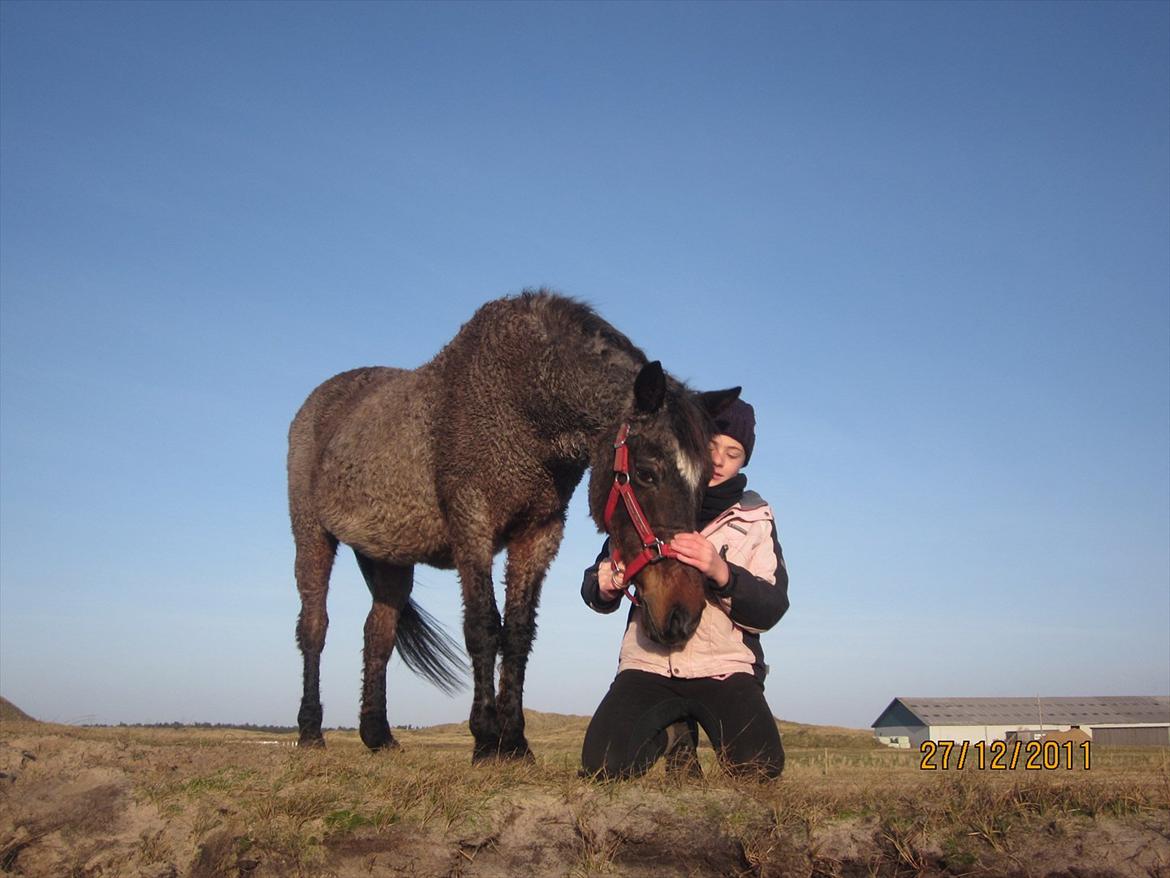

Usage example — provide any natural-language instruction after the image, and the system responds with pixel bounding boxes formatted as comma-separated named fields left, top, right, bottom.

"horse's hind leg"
left=496, top=516, right=566, bottom=759
left=354, top=551, right=413, bottom=751
left=294, top=525, right=338, bottom=748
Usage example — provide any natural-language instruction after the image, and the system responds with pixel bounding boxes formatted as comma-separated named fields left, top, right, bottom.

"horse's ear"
left=696, top=387, right=741, bottom=418
left=634, top=361, right=667, bottom=413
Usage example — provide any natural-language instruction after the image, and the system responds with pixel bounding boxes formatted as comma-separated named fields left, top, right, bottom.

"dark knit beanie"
left=713, top=398, right=756, bottom=465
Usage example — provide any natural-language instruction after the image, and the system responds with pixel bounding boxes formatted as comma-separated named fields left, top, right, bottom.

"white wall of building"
left=873, top=724, right=917, bottom=749
left=926, top=724, right=1073, bottom=745
left=875, top=723, right=1085, bottom=749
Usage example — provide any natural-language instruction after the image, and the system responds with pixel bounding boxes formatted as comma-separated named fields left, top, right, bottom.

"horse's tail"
left=396, top=599, right=469, bottom=694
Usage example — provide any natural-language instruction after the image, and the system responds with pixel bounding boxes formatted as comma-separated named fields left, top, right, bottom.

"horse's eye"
left=635, top=467, right=657, bottom=485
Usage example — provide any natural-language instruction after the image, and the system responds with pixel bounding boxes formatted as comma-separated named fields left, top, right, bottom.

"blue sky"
left=1, top=1, right=1167, bottom=731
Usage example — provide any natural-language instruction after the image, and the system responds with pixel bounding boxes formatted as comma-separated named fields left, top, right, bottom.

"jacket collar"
left=700, top=492, right=772, bottom=536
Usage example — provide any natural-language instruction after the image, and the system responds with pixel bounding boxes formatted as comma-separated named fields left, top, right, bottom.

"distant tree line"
left=87, top=721, right=425, bottom=732
left=91, top=721, right=344, bottom=733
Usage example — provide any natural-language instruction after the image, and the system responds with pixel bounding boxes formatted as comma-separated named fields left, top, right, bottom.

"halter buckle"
left=644, top=538, right=667, bottom=561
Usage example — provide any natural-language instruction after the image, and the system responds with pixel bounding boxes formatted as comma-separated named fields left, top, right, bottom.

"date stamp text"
left=920, top=739, right=1091, bottom=770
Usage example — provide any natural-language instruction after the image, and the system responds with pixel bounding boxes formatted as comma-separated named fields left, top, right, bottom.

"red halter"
left=602, top=423, right=680, bottom=604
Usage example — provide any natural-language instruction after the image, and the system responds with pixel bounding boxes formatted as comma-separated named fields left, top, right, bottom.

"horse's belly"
left=320, top=490, right=451, bottom=567
left=313, top=377, right=451, bottom=566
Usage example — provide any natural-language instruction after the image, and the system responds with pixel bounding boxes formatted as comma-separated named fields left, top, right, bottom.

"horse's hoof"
left=365, top=738, right=400, bottom=753
left=663, top=745, right=702, bottom=779
left=505, top=747, right=536, bottom=763
left=360, top=716, right=399, bottom=752
left=471, top=740, right=534, bottom=763
left=471, top=744, right=498, bottom=763
left=499, top=740, right=535, bottom=762
left=362, top=735, right=400, bottom=753
left=298, top=734, right=325, bottom=749
left=664, top=752, right=703, bottom=779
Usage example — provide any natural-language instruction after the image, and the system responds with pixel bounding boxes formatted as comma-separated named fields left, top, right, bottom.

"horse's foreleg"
left=496, top=517, right=565, bottom=760
left=354, top=552, right=413, bottom=752
left=451, top=509, right=503, bottom=761
left=462, top=568, right=503, bottom=761
left=294, top=527, right=338, bottom=748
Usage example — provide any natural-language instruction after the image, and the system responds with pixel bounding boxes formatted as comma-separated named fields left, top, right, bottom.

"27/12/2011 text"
left=920, top=739, right=1091, bottom=771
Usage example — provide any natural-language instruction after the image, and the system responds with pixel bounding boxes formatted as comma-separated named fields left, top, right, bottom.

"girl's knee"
left=720, top=739, right=785, bottom=780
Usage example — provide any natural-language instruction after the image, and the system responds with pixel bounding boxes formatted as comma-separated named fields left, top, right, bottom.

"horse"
left=288, top=291, right=739, bottom=758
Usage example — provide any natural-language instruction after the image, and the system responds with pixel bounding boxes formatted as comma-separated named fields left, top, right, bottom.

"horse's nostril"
left=666, top=607, right=689, bottom=643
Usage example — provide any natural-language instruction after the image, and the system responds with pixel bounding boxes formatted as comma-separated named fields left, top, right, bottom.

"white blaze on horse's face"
left=669, top=435, right=704, bottom=492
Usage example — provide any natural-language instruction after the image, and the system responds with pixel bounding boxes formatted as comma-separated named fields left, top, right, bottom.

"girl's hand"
left=670, top=532, right=730, bottom=587
left=597, top=558, right=626, bottom=601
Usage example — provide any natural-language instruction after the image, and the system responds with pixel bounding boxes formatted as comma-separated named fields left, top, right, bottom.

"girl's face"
left=708, top=434, right=746, bottom=486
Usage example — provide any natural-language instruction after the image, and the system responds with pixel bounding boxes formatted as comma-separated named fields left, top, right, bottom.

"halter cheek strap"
left=602, top=423, right=680, bottom=604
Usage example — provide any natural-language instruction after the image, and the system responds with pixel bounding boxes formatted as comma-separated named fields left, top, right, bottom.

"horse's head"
left=588, top=361, right=740, bottom=647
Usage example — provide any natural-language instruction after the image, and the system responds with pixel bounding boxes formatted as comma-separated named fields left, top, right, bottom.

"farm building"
left=871, top=696, right=1170, bottom=749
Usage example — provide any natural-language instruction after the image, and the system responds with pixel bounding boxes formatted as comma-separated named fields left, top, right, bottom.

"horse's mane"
left=516, top=289, right=648, bottom=366
left=521, top=290, right=711, bottom=471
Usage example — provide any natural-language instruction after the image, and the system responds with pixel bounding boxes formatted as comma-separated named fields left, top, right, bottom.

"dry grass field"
left=1, top=703, right=1167, bottom=877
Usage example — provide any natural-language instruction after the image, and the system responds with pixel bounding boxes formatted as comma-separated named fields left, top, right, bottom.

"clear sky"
left=1, top=1, right=1167, bottom=732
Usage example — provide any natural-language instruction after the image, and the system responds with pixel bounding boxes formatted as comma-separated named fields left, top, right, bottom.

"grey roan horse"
left=288, top=291, right=738, bottom=758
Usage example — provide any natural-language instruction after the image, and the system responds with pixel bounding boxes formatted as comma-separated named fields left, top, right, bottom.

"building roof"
left=872, top=696, right=1170, bottom=729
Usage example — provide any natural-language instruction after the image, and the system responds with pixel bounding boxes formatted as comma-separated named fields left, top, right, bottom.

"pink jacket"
left=583, top=491, right=789, bottom=681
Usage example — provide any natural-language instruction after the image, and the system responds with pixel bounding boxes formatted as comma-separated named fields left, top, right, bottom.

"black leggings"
left=581, top=670, right=785, bottom=779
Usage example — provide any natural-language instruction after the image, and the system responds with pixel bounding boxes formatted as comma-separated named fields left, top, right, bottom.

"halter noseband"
left=602, top=422, right=680, bottom=604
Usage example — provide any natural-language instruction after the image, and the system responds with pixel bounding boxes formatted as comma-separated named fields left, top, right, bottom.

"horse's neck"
left=536, top=352, right=642, bottom=463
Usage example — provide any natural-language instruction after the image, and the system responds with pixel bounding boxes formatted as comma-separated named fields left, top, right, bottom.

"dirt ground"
left=1, top=720, right=1168, bottom=877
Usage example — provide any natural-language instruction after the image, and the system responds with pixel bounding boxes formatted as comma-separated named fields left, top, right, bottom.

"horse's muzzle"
left=643, top=600, right=702, bottom=647
left=629, top=557, right=707, bottom=647
left=661, top=605, right=701, bottom=646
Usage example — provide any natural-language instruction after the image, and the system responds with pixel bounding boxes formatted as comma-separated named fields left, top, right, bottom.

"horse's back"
left=289, top=367, right=402, bottom=477
left=289, top=366, right=451, bottom=567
